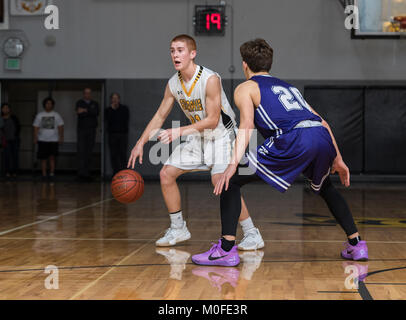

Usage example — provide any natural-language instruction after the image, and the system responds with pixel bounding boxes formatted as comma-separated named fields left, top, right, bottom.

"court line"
left=2, top=237, right=406, bottom=245
left=356, top=266, right=406, bottom=300
left=365, top=282, right=406, bottom=285
left=317, top=291, right=358, bottom=294
left=358, top=282, right=373, bottom=300
left=68, top=230, right=163, bottom=300
left=1, top=258, right=405, bottom=274
left=0, top=259, right=359, bottom=274
left=366, top=266, right=406, bottom=277
left=0, top=198, right=113, bottom=237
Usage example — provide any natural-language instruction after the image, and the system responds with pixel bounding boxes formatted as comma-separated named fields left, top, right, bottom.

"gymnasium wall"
left=1, top=0, right=406, bottom=80
left=1, top=0, right=405, bottom=177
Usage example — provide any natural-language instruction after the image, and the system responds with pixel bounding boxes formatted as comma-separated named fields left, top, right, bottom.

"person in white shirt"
left=128, top=34, right=264, bottom=250
left=33, top=97, right=64, bottom=181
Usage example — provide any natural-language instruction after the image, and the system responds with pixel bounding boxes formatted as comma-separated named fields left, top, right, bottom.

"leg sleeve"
left=220, top=167, right=262, bottom=236
left=319, top=177, right=358, bottom=236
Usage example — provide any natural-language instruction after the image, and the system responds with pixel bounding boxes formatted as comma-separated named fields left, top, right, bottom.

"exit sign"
left=5, top=58, right=21, bottom=70
left=194, top=5, right=226, bottom=36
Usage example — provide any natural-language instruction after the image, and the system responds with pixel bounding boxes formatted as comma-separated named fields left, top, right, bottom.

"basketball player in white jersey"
left=128, top=34, right=264, bottom=250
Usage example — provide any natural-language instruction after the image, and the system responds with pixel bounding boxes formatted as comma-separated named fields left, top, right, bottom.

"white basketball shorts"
left=164, top=132, right=235, bottom=175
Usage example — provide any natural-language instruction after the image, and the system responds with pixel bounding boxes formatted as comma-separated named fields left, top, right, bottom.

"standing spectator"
left=105, top=93, right=129, bottom=176
left=76, top=88, right=99, bottom=181
left=1, top=103, right=21, bottom=179
left=33, top=97, right=64, bottom=181
left=0, top=114, right=4, bottom=178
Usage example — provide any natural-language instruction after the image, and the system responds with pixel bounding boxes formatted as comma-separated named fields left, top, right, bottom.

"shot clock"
left=194, top=5, right=226, bottom=36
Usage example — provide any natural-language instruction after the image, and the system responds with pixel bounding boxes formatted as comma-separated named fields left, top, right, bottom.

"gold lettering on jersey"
left=179, top=99, right=203, bottom=112
left=189, top=114, right=201, bottom=124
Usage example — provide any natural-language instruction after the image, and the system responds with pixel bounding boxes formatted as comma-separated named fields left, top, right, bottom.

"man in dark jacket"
left=105, top=93, right=129, bottom=176
left=1, top=103, right=21, bottom=178
left=76, top=88, right=99, bottom=180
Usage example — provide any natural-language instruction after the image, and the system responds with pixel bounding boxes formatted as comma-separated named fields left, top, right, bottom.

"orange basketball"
left=111, top=169, right=144, bottom=204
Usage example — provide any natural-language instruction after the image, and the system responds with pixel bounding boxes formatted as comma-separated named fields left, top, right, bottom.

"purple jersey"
left=250, top=75, right=322, bottom=139
left=246, top=75, right=336, bottom=193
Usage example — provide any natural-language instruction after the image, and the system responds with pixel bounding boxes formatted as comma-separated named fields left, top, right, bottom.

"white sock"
left=240, top=217, right=255, bottom=236
left=170, top=211, right=184, bottom=229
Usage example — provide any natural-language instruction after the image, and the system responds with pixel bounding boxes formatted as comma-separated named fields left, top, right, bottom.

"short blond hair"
left=171, top=34, right=197, bottom=51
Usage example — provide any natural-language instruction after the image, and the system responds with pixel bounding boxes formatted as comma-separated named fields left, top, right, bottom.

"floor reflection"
left=191, top=250, right=265, bottom=299
left=156, top=248, right=191, bottom=281
left=155, top=248, right=191, bottom=300
left=342, top=261, right=369, bottom=288
left=37, top=182, right=58, bottom=214
left=0, top=181, right=405, bottom=299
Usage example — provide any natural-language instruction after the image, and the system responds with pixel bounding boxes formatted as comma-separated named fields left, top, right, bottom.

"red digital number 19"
left=206, top=13, right=221, bottom=30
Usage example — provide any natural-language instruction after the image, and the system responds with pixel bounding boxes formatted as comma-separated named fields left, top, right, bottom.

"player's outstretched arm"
left=214, top=82, right=256, bottom=195
left=128, top=84, right=175, bottom=168
left=308, top=105, right=350, bottom=187
left=158, top=75, right=221, bottom=144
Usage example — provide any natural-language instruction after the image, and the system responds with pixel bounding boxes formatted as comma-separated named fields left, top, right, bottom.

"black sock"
left=220, top=237, right=235, bottom=252
left=349, top=236, right=361, bottom=246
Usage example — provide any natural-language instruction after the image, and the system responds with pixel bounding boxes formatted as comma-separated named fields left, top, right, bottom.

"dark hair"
left=42, top=97, right=55, bottom=109
left=1, top=103, right=10, bottom=116
left=110, top=92, right=120, bottom=100
left=240, top=38, right=274, bottom=73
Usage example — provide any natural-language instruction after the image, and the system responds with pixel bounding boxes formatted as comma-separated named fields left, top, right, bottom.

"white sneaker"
left=240, top=250, right=264, bottom=280
left=156, top=248, right=191, bottom=280
left=238, top=228, right=265, bottom=251
left=155, top=222, right=191, bottom=247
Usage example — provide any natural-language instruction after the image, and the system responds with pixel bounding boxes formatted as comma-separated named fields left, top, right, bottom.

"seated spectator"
left=1, top=103, right=20, bottom=179
left=33, top=97, right=64, bottom=181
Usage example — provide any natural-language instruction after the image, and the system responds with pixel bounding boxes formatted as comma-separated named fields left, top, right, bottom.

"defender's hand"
left=214, top=164, right=237, bottom=196
left=331, top=157, right=350, bottom=187
left=128, top=143, right=144, bottom=168
left=158, top=128, right=181, bottom=144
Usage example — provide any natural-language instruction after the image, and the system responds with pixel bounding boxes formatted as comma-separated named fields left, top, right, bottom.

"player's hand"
left=331, top=156, right=350, bottom=187
left=214, top=164, right=237, bottom=196
left=128, top=143, right=144, bottom=168
left=158, top=128, right=181, bottom=144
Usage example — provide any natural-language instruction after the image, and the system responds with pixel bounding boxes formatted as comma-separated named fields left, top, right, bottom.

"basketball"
left=111, top=169, right=144, bottom=204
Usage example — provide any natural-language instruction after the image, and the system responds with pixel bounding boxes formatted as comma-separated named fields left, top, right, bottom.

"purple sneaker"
left=341, top=240, right=368, bottom=261
left=192, top=240, right=240, bottom=267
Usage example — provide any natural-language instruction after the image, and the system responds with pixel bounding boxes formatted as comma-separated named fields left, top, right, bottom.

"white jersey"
left=168, top=65, right=236, bottom=139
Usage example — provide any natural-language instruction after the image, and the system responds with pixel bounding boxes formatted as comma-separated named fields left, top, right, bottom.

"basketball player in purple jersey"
left=192, top=39, right=368, bottom=266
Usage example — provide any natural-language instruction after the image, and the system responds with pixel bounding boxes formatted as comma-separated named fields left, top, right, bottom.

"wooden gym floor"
left=0, top=179, right=405, bottom=300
